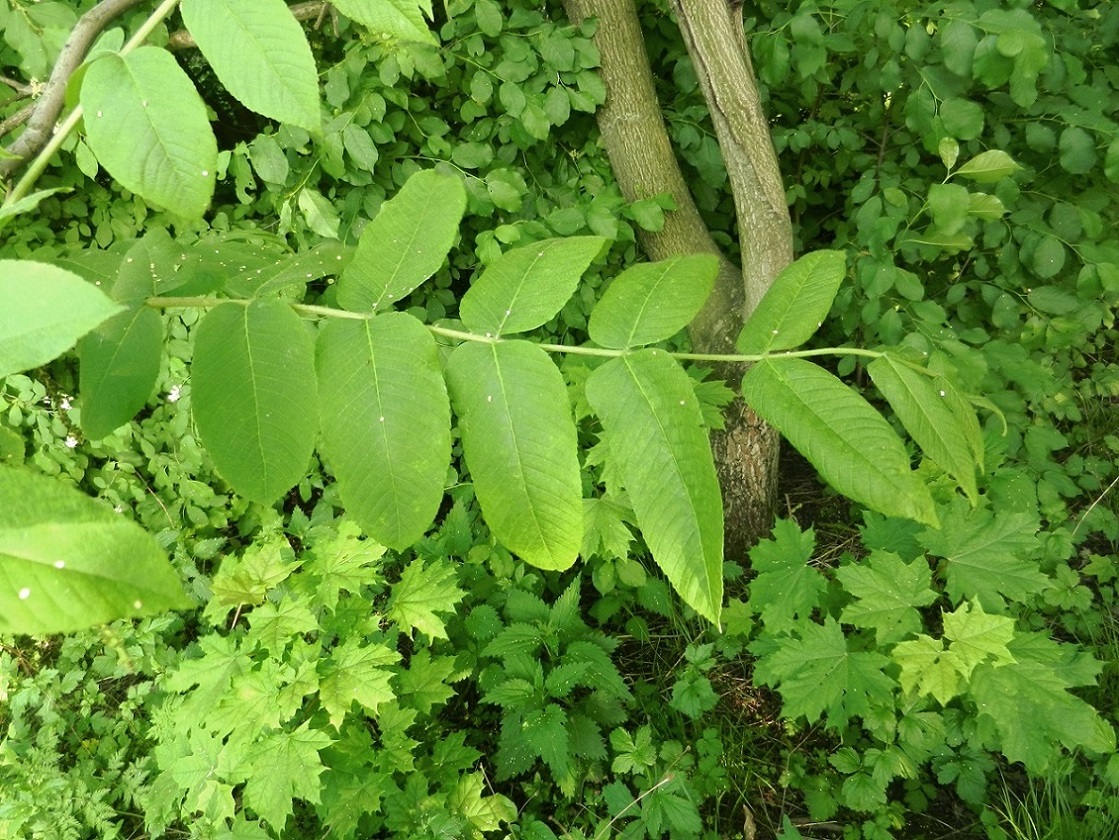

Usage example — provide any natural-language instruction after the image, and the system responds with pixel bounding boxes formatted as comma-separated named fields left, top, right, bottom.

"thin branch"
left=0, top=0, right=148, bottom=180
left=0, top=75, right=33, bottom=95
left=0, top=103, right=35, bottom=140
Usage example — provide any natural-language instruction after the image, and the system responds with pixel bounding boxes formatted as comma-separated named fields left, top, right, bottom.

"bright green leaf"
left=317, top=314, right=450, bottom=550
left=318, top=638, right=399, bottom=726
left=0, top=260, right=122, bottom=377
left=867, top=354, right=982, bottom=502
left=748, top=518, right=825, bottom=633
left=242, top=724, right=331, bottom=832
left=0, top=464, right=190, bottom=634
left=927, top=183, right=971, bottom=236
left=742, top=358, right=938, bottom=526
left=78, top=305, right=163, bottom=439
left=191, top=300, right=318, bottom=505
left=588, top=254, right=717, bottom=349
left=446, top=341, right=582, bottom=570
left=180, top=0, right=321, bottom=132
left=586, top=350, right=723, bottom=624
left=751, top=618, right=896, bottom=728
left=737, top=250, right=846, bottom=353
left=80, top=48, right=217, bottom=218
left=1058, top=126, right=1096, bottom=175
left=1030, top=235, right=1066, bottom=280
left=459, top=237, right=604, bottom=336
left=919, top=499, right=1050, bottom=608
left=387, top=556, right=465, bottom=639
left=837, top=551, right=937, bottom=644
left=330, top=0, right=437, bottom=44
left=953, top=150, right=1020, bottom=182
left=939, top=98, right=984, bottom=140
left=337, top=169, right=466, bottom=312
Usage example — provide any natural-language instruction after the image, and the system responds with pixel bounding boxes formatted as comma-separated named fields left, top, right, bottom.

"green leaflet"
left=317, top=314, right=450, bottom=550
left=0, top=259, right=122, bottom=377
left=337, top=169, right=466, bottom=312
left=192, top=300, right=318, bottom=505
left=78, top=305, right=163, bottom=439
left=330, top=0, right=437, bottom=45
left=588, top=254, right=717, bottom=349
left=736, top=250, right=846, bottom=353
left=867, top=354, right=982, bottom=503
left=742, top=358, right=938, bottom=526
left=230, top=242, right=353, bottom=298
left=180, top=0, right=321, bottom=132
left=80, top=48, right=217, bottom=218
left=0, top=464, right=190, bottom=634
left=459, top=237, right=605, bottom=336
left=112, top=229, right=190, bottom=302
left=445, top=341, right=582, bottom=571
left=585, top=350, right=723, bottom=625
left=954, top=149, right=1020, bottom=182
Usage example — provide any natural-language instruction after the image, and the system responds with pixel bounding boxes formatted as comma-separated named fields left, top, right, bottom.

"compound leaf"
left=742, top=358, right=938, bottom=526
left=459, top=237, right=604, bottom=336
left=192, top=300, right=318, bottom=505
left=446, top=341, right=582, bottom=570
left=588, top=254, right=717, bottom=349
left=586, top=350, right=723, bottom=625
left=180, top=0, right=320, bottom=131
left=317, top=314, right=450, bottom=550
left=80, top=48, right=217, bottom=218
left=0, top=464, right=190, bottom=634
left=337, top=169, right=466, bottom=312
left=737, top=250, right=846, bottom=353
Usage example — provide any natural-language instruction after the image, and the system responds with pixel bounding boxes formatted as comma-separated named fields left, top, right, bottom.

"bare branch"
left=0, top=75, right=34, bottom=95
left=0, top=0, right=148, bottom=180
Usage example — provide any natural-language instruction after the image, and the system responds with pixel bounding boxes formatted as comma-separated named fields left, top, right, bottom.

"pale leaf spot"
left=18, top=588, right=30, bottom=600
left=133, top=600, right=143, bottom=610
left=54, top=560, right=65, bottom=570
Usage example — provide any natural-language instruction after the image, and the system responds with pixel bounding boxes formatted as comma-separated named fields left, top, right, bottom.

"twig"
left=0, top=103, right=35, bottom=140
left=0, top=75, right=33, bottom=95
left=0, top=0, right=148, bottom=180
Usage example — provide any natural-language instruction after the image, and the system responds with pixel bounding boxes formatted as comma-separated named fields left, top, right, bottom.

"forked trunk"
left=561, top=0, right=794, bottom=557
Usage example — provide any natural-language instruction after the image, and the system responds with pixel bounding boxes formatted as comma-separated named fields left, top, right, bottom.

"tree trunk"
left=561, top=0, right=793, bottom=555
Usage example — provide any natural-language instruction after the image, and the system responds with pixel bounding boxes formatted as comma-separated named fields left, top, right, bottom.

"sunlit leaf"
left=737, top=250, right=846, bottom=353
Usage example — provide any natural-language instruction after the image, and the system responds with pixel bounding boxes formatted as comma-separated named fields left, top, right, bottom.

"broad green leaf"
left=926, top=183, right=970, bottom=236
left=446, top=341, right=582, bottom=570
left=318, top=638, right=399, bottom=727
left=80, top=48, right=217, bottom=218
left=228, top=242, right=353, bottom=298
left=939, top=98, right=984, bottom=140
left=837, top=551, right=937, bottom=644
left=891, top=635, right=963, bottom=706
left=78, top=305, right=163, bottom=439
left=918, top=499, right=1050, bottom=608
left=741, top=358, right=938, bottom=526
left=386, top=556, right=466, bottom=639
left=751, top=618, right=895, bottom=729
left=747, top=518, right=825, bottom=633
left=1058, top=126, right=1096, bottom=175
left=337, top=169, right=466, bottom=312
left=867, top=354, right=982, bottom=502
left=242, top=724, right=331, bottom=833
left=112, top=229, right=191, bottom=301
left=317, top=314, right=450, bottom=550
left=192, top=300, right=318, bottom=505
left=0, top=464, right=190, bottom=634
left=180, top=0, right=320, bottom=132
left=941, top=601, right=1015, bottom=679
left=0, top=260, right=122, bottom=377
left=1030, top=235, right=1066, bottom=280
left=1106, top=138, right=1119, bottom=182
left=0, top=427, right=23, bottom=465
left=459, top=237, right=605, bottom=336
left=585, top=350, right=723, bottom=624
left=330, top=0, right=437, bottom=44
left=736, top=250, right=846, bottom=353
left=971, top=661, right=1116, bottom=772
left=953, top=150, right=1020, bottom=182
left=588, top=254, right=717, bottom=349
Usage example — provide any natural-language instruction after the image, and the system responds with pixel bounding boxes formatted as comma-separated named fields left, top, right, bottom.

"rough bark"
left=562, top=0, right=793, bottom=555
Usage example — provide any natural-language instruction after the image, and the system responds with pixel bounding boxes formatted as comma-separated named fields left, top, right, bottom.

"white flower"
left=167, top=385, right=182, bottom=403
left=64, top=436, right=78, bottom=448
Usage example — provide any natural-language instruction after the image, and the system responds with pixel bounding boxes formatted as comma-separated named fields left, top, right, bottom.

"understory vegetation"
left=1, top=1, right=1117, bottom=839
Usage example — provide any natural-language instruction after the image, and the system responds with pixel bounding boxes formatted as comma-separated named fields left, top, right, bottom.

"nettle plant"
left=4, top=162, right=986, bottom=633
